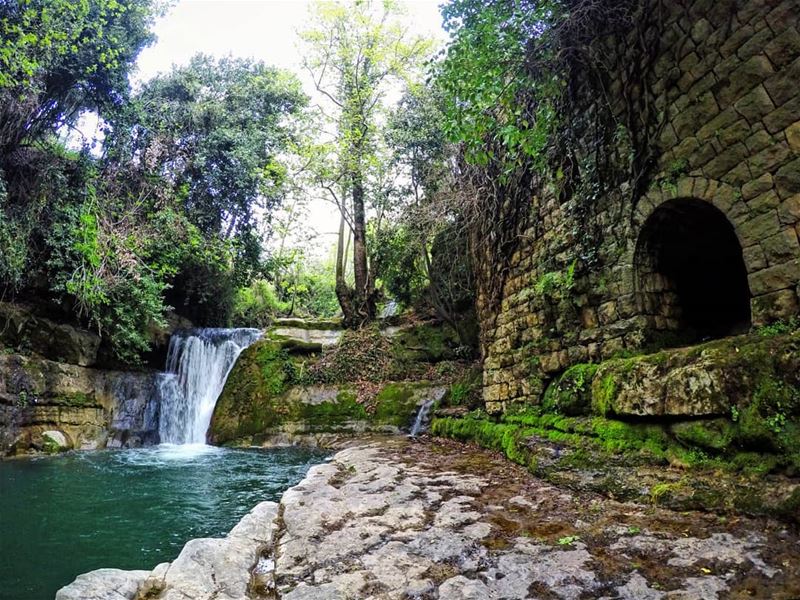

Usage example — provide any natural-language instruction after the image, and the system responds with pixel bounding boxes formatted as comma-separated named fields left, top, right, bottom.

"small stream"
left=0, top=444, right=326, bottom=600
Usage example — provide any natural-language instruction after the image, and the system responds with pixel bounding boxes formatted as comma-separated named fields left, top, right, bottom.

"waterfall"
left=409, top=398, right=436, bottom=437
left=158, top=328, right=261, bottom=444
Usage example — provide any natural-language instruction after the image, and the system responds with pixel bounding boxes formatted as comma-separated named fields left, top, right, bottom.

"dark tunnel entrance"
left=634, top=198, right=751, bottom=345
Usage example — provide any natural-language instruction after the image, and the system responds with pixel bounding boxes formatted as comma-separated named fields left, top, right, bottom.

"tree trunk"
left=335, top=212, right=356, bottom=324
left=350, top=170, right=375, bottom=325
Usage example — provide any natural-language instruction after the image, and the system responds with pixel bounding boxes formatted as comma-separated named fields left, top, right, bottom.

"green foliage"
left=542, top=363, right=598, bottom=416
left=756, top=317, right=799, bottom=337
left=437, top=0, right=561, bottom=174
left=370, top=224, right=427, bottom=308
left=533, top=259, right=577, bottom=299
left=108, top=54, right=306, bottom=239
left=232, top=280, right=289, bottom=328
left=557, top=535, right=580, bottom=546
left=0, top=12, right=307, bottom=361
left=301, top=0, right=434, bottom=325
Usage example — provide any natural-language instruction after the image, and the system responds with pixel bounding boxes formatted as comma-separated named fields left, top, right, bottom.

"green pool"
left=0, top=445, right=326, bottom=600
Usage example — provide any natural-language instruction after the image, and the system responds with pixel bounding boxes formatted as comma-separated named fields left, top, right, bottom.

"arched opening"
left=634, top=198, right=751, bottom=346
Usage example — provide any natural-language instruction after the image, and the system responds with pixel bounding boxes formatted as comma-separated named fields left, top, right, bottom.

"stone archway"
left=634, top=197, right=751, bottom=344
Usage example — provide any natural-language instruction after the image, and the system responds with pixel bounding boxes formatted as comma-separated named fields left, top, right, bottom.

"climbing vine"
left=437, top=0, right=694, bottom=312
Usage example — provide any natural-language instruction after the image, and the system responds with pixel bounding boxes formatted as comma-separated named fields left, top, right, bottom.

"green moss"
left=50, top=393, right=96, bottom=407
left=373, top=383, right=422, bottom=427
left=671, top=419, right=735, bottom=452
left=391, top=322, right=461, bottom=362
left=41, top=435, right=62, bottom=454
left=209, top=339, right=296, bottom=443
left=542, top=363, right=598, bottom=416
left=295, top=392, right=368, bottom=428
left=650, top=482, right=684, bottom=505
left=591, top=373, right=617, bottom=416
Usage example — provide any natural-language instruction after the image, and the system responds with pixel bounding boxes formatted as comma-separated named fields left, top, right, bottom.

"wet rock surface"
left=58, top=438, right=800, bottom=599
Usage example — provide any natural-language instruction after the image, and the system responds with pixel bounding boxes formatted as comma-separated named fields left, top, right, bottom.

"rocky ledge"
left=58, top=438, right=800, bottom=599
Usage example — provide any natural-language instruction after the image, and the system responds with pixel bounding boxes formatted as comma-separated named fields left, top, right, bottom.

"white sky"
left=131, top=1, right=447, bottom=255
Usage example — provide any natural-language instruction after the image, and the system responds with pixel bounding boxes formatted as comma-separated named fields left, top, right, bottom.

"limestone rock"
left=0, top=302, right=100, bottom=366
left=146, top=501, right=280, bottom=600
left=55, top=568, right=149, bottom=600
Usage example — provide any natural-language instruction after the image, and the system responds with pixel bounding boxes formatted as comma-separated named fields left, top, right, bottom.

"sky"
left=128, top=0, right=447, bottom=253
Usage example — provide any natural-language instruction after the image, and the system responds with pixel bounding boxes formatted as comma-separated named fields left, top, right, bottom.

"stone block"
left=778, top=194, right=800, bottom=224
left=741, top=173, right=774, bottom=199
left=735, top=27, right=774, bottom=60
left=752, top=289, right=800, bottom=324
left=744, top=129, right=772, bottom=154
left=720, top=24, right=754, bottom=57
left=597, top=301, right=618, bottom=325
left=748, top=259, right=800, bottom=295
left=691, top=18, right=712, bottom=44
left=721, top=162, right=752, bottom=186
left=775, top=158, right=800, bottom=198
left=738, top=211, right=781, bottom=247
left=716, top=119, right=752, bottom=147
left=786, top=121, right=800, bottom=154
left=766, top=2, right=800, bottom=36
left=742, top=244, right=768, bottom=271
left=747, top=140, right=791, bottom=175
left=540, top=352, right=560, bottom=374
left=763, top=57, right=800, bottom=106
left=697, top=106, right=739, bottom=140
left=733, top=84, right=775, bottom=123
left=747, top=189, right=781, bottom=215
left=703, top=142, right=750, bottom=178
left=764, top=97, right=800, bottom=134
left=580, top=308, right=598, bottom=329
left=714, top=55, right=774, bottom=106
left=761, top=228, right=800, bottom=265
left=765, top=27, right=800, bottom=68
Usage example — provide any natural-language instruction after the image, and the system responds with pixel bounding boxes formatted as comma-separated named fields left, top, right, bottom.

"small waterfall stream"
left=158, top=328, right=261, bottom=444
left=409, top=398, right=436, bottom=437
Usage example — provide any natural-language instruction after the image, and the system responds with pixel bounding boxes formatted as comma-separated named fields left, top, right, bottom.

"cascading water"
left=409, top=398, right=436, bottom=437
left=158, top=328, right=261, bottom=444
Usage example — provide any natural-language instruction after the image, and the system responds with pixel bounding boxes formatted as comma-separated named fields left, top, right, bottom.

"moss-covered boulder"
left=208, top=338, right=448, bottom=445
left=388, top=321, right=465, bottom=362
left=542, top=363, right=598, bottom=416
left=589, top=332, right=800, bottom=418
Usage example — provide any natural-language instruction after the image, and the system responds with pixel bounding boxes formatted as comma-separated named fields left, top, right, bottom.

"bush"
left=232, top=280, right=289, bottom=327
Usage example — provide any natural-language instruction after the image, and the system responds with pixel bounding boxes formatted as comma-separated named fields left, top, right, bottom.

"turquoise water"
left=0, top=445, right=326, bottom=600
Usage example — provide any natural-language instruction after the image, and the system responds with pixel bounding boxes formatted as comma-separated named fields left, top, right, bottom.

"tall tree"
left=300, top=0, right=432, bottom=327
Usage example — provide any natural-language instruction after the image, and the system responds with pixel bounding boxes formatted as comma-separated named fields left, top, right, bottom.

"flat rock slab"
left=275, top=439, right=800, bottom=599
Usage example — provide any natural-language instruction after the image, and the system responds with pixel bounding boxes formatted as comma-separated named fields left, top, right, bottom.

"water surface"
left=0, top=445, right=326, bottom=600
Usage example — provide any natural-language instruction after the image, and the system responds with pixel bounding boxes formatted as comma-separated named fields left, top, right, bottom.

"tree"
left=300, top=0, right=432, bottom=327
left=106, top=54, right=306, bottom=242
left=0, top=0, right=160, bottom=158
left=102, top=55, right=308, bottom=324
left=383, top=82, right=476, bottom=345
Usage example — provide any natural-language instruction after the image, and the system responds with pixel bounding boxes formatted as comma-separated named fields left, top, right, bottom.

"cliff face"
left=0, top=303, right=160, bottom=455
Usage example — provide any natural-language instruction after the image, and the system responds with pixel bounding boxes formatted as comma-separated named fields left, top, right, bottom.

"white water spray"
left=158, top=328, right=261, bottom=444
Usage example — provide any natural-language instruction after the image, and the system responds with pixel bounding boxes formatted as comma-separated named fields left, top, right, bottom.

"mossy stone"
left=543, top=363, right=598, bottom=416
left=671, top=419, right=735, bottom=452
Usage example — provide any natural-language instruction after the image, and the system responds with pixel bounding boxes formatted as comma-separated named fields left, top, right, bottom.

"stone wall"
left=482, top=0, right=800, bottom=410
